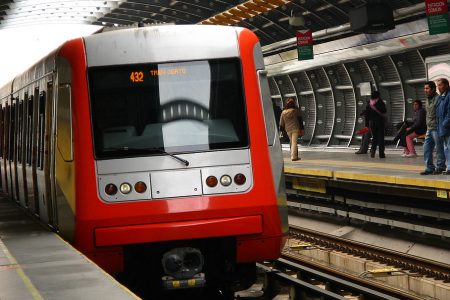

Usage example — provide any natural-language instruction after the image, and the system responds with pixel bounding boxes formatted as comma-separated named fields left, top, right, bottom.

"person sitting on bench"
left=402, top=100, right=426, bottom=158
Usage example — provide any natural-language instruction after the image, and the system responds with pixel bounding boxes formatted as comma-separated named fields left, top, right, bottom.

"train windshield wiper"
left=104, top=147, right=189, bottom=166
left=147, top=147, right=190, bottom=166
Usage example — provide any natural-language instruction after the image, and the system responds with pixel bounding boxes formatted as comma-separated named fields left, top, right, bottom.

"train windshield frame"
left=88, top=58, right=249, bottom=159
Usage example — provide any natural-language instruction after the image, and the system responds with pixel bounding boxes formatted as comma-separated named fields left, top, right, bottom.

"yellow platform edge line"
left=290, top=159, right=423, bottom=172
left=334, top=171, right=397, bottom=184
left=284, top=166, right=333, bottom=178
left=395, top=177, right=450, bottom=189
left=288, top=168, right=450, bottom=190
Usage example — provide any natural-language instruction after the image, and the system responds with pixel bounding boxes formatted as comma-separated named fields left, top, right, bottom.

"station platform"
left=283, top=146, right=449, bottom=201
left=0, top=196, right=138, bottom=300
left=283, top=146, right=450, bottom=262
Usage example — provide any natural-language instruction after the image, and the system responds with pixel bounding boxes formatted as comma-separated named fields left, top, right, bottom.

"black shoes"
left=369, top=152, right=384, bottom=158
left=291, top=158, right=301, bottom=161
left=420, top=169, right=449, bottom=175
left=420, top=170, right=433, bottom=175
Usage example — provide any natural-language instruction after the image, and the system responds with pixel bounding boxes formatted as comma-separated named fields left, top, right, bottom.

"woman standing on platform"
left=367, top=91, right=387, bottom=158
left=279, top=98, right=304, bottom=161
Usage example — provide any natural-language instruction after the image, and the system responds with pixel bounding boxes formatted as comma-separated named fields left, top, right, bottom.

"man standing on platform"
left=420, top=81, right=445, bottom=175
left=436, top=78, right=450, bottom=175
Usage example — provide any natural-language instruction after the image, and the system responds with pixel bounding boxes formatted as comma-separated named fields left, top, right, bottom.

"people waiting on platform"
left=400, top=100, right=426, bottom=158
left=366, top=91, right=387, bottom=158
left=279, top=98, right=304, bottom=161
left=420, top=81, right=446, bottom=175
left=436, top=78, right=450, bottom=175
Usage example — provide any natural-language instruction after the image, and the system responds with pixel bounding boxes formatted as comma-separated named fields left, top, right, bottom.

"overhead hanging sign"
left=425, top=0, right=450, bottom=35
left=296, top=30, right=313, bottom=60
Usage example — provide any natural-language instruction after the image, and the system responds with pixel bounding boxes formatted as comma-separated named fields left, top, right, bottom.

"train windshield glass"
left=88, top=58, right=248, bottom=159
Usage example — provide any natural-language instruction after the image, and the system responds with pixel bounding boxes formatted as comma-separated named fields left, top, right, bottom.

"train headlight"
left=234, top=173, right=246, bottom=185
left=206, top=176, right=218, bottom=187
left=220, top=175, right=232, bottom=187
left=105, top=184, right=118, bottom=196
left=134, top=181, right=147, bottom=193
left=120, top=183, right=132, bottom=194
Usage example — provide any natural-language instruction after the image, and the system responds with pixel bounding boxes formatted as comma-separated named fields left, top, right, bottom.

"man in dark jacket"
left=366, top=91, right=387, bottom=158
left=436, top=78, right=450, bottom=174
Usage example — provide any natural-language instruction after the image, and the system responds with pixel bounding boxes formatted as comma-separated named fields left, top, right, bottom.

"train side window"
left=27, top=95, right=34, bottom=166
left=37, top=92, right=45, bottom=169
left=257, top=70, right=277, bottom=146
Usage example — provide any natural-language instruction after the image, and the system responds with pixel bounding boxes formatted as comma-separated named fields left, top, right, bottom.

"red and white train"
left=0, top=25, right=287, bottom=294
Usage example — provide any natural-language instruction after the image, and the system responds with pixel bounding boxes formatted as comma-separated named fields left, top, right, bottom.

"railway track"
left=256, top=258, right=405, bottom=300
left=240, top=225, right=450, bottom=299
left=262, top=225, right=450, bottom=299
left=288, top=225, right=450, bottom=281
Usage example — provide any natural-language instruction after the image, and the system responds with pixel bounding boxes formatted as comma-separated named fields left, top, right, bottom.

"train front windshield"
left=88, top=59, right=249, bottom=159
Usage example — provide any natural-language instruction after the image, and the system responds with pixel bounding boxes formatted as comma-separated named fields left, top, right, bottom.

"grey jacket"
left=425, top=93, right=439, bottom=130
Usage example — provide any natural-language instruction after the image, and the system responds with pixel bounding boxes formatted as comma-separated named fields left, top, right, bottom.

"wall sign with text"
left=426, top=0, right=450, bottom=35
left=296, top=30, right=313, bottom=60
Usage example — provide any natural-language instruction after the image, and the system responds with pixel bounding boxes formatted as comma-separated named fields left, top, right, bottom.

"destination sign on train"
left=129, top=67, right=187, bottom=82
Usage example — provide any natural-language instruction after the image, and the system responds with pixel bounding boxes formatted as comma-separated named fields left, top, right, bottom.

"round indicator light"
left=134, top=181, right=147, bottom=193
left=220, top=175, right=232, bottom=187
left=206, top=176, right=218, bottom=187
left=105, top=184, right=118, bottom=196
left=234, top=173, right=246, bottom=185
left=120, top=183, right=132, bottom=194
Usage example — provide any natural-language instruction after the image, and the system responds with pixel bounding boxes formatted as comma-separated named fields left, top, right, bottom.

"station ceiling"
left=0, top=0, right=425, bottom=47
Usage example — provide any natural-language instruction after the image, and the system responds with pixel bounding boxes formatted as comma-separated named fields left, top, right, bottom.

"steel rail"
left=289, top=225, right=450, bottom=281
left=281, top=253, right=424, bottom=300
left=257, top=257, right=402, bottom=300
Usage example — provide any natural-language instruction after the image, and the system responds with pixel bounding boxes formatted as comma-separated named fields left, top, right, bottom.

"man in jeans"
left=421, top=81, right=446, bottom=175
left=437, top=78, right=450, bottom=175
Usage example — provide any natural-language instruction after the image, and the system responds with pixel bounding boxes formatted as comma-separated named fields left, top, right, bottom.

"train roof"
left=83, top=25, right=250, bottom=67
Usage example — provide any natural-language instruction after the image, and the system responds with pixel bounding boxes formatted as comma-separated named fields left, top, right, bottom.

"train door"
left=30, top=87, right=40, bottom=216
left=4, top=102, right=10, bottom=195
left=25, top=92, right=37, bottom=214
left=0, top=106, right=4, bottom=191
left=17, top=96, right=27, bottom=207
left=39, top=81, right=56, bottom=226
left=10, top=98, right=18, bottom=202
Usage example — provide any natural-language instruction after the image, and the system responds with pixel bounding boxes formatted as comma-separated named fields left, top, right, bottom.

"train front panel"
left=56, top=25, right=287, bottom=290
